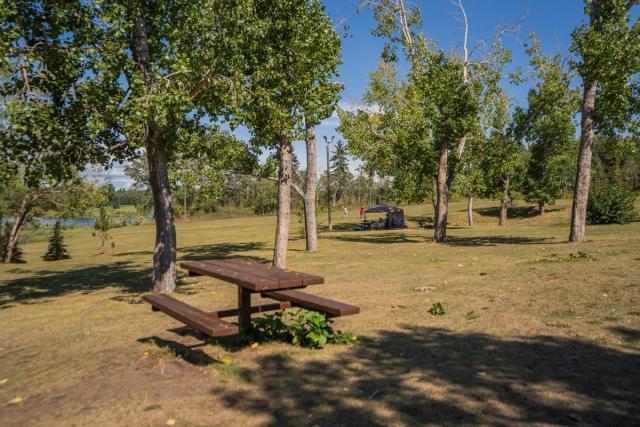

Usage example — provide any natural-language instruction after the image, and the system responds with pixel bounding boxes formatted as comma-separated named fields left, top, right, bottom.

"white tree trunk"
left=304, top=124, right=318, bottom=252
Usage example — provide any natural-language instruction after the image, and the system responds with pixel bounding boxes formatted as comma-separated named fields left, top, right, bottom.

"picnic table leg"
left=238, top=287, right=252, bottom=330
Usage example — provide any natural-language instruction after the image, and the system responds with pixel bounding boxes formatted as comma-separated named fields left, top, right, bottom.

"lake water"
left=1, top=216, right=151, bottom=228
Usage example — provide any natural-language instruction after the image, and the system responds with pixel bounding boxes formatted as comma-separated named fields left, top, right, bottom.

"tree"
left=1, top=2, right=109, bottom=263
left=330, top=140, right=353, bottom=205
left=94, top=207, right=115, bottom=255
left=0, top=173, right=101, bottom=264
left=569, top=0, right=640, bottom=242
left=0, top=221, right=24, bottom=263
left=352, top=0, right=511, bottom=241
left=513, top=35, right=580, bottom=215
left=24, top=0, right=262, bottom=292
left=43, top=221, right=71, bottom=261
left=241, top=0, right=342, bottom=268
left=479, top=92, right=524, bottom=226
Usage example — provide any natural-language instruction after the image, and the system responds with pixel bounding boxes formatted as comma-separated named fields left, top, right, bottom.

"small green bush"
left=43, top=221, right=71, bottom=261
left=250, top=309, right=356, bottom=349
left=587, top=184, right=637, bottom=224
left=429, top=302, right=445, bottom=316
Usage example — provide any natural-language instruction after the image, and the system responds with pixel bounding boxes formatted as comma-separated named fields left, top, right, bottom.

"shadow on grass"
left=476, top=205, right=563, bottom=219
left=0, top=261, right=148, bottom=309
left=445, top=235, right=557, bottom=247
left=138, top=336, right=221, bottom=366
left=610, top=326, right=640, bottom=343
left=323, top=232, right=424, bottom=245
left=209, top=325, right=640, bottom=426
left=180, top=242, right=269, bottom=262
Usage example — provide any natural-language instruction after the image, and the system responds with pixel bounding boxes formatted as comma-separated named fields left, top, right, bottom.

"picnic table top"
left=179, top=259, right=324, bottom=292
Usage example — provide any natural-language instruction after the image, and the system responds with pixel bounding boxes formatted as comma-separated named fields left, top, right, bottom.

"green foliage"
left=242, top=0, right=342, bottom=144
left=0, top=222, right=25, bottom=263
left=429, top=302, right=445, bottom=316
left=250, top=309, right=356, bottom=349
left=43, top=221, right=71, bottom=261
left=587, top=183, right=637, bottom=224
left=93, top=207, right=115, bottom=254
left=571, top=0, right=640, bottom=137
left=512, top=34, right=580, bottom=208
left=330, top=141, right=353, bottom=204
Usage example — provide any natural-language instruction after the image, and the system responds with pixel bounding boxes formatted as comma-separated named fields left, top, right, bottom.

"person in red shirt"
left=359, top=207, right=364, bottom=220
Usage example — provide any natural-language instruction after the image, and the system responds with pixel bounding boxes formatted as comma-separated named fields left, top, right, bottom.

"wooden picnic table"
left=143, top=259, right=359, bottom=338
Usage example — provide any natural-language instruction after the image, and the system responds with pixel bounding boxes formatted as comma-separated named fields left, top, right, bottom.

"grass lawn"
left=1, top=199, right=639, bottom=426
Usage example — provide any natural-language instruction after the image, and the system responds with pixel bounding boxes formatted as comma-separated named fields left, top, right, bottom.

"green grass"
left=1, top=198, right=639, bottom=426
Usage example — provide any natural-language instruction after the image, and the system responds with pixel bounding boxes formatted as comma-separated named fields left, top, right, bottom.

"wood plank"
left=201, top=259, right=301, bottom=287
left=207, top=301, right=292, bottom=318
left=263, top=290, right=359, bottom=317
left=179, top=261, right=279, bottom=291
left=221, top=259, right=324, bottom=287
left=143, top=294, right=239, bottom=337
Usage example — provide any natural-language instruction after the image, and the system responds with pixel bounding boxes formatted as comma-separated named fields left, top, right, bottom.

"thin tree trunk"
left=133, top=12, right=177, bottom=293
left=431, top=177, right=437, bottom=214
left=303, top=124, right=318, bottom=252
left=467, top=194, right=473, bottom=227
left=183, top=188, right=188, bottom=221
left=434, top=142, right=449, bottom=242
left=326, top=142, right=332, bottom=231
left=3, top=195, right=30, bottom=263
left=569, top=80, right=597, bottom=243
left=273, top=134, right=293, bottom=268
left=498, top=175, right=510, bottom=227
left=538, top=202, right=545, bottom=215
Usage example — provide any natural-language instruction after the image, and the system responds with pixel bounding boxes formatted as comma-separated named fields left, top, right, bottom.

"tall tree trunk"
left=303, top=124, right=318, bottom=252
left=431, top=177, right=437, bottom=214
left=569, top=80, right=597, bottom=243
left=147, top=146, right=177, bottom=293
left=326, top=142, right=332, bottom=231
left=434, top=142, right=449, bottom=242
left=3, top=195, right=31, bottom=264
left=133, top=12, right=177, bottom=293
left=273, top=134, right=293, bottom=268
left=467, top=194, right=473, bottom=227
left=498, top=175, right=510, bottom=227
left=538, top=201, right=545, bottom=215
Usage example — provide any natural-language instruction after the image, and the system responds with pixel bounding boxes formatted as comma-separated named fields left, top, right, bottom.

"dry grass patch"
left=1, top=199, right=639, bottom=426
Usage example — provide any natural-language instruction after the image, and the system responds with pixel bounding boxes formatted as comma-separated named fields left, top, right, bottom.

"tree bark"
left=499, top=175, right=510, bottom=227
left=303, top=124, right=318, bottom=252
left=538, top=201, right=545, bottom=216
left=132, top=12, right=177, bottom=293
left=147, top=146, right=177, bottom=293
left=273, top=134, right=293, bottom=268
left=467, top=194, right=473, bottom=227
left=434, top=142, right=449, bottom=242
left=3, top=195, right=31, bottom=263
left=569, top=80, right=597, bottom=243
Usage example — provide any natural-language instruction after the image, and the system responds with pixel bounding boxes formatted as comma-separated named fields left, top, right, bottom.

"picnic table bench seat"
left=143, top=294, right=239, bottom=337
left=263, top=289, right=360, bottom=317
left=143, top=259, right=359, bottom=337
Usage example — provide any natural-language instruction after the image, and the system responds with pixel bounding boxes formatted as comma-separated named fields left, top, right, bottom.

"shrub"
left=250, top=309, right=356, bottom=349
left=429, top=302, right=445, bottom=316
left=587, top=184, right=637, bottom=224
left=43, top=221, right=71, bottom=261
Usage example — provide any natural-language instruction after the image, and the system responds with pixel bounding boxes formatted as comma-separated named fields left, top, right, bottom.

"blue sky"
left=100, top=0, right=590, bottom=189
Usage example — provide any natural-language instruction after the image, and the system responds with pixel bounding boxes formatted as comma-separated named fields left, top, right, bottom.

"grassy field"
left=1, top=199, right=639, bottom=426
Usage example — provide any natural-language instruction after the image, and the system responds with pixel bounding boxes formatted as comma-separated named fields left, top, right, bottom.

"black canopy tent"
left=363, top=204, right=405, bottom=228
